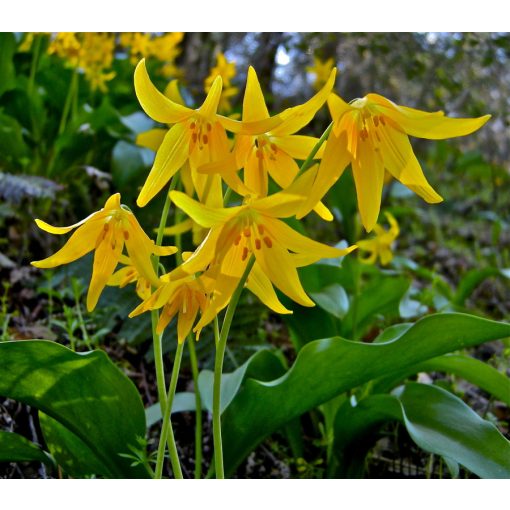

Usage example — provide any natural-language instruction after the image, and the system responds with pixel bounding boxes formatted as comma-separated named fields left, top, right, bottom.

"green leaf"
left=310, top=284, right=349, bottom=319
left=145, top=392, right=197, bottom=428
left=0, top=33, right=16, bottom=97
left=0, top=340, right=149, bottom=478
left=374, top=354, right=510, bottom=405
left=394, top=383, right=510, bottom=479
left=0, top=430, right=53, bottom=465
left=221, top=313, right=510, bottom=474
left=198, top=349, right=286, bottom=413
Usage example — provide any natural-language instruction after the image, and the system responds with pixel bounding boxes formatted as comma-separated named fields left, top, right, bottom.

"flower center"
left=189, top=116, right=213, bottom=151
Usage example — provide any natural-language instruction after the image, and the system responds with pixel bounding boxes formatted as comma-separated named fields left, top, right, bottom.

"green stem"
left=28, top=34, right=42, bottom=98
left=213, top=255, right=256, bottom=479
left=155, top=341, right=184, bottom=479
left=150, top=176, right=183, bottom=478
left=296, top=121, right=334, bottom=176
left=174, top=200, right=203, bottom=479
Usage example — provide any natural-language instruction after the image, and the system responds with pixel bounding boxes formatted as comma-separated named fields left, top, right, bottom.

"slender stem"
left=28, top=34, right=42, bottom=98
left=150, top=176, right=183, bottom=478
left=213, top=255, right=256, bottom=479
left=155, top=341, right=184, bottom=479
left=174, top=183, right=203, bottom=479
left=351, top=260, right=360, bottom=341
left=296, top=121, right=334, bottom=177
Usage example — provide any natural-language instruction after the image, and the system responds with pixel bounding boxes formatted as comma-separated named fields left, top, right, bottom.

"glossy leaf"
left=221, top=313, right=510, bottom=474
left=0, top=340, right=149, bottom=478
left=0, top=430, right=53, bottom=465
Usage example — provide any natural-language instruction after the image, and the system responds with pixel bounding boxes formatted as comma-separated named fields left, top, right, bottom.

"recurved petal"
left=162, top=218, right=194, bottom=236
left=312, top=201, right=334, bottom=221
left=164, top=79, right=186, bottom=106
left=270, top=68, right=336, bottom=136
left=271, top=135, right=324, bottom=160
left=199, top=75, right=222, bottom=119
left=34, top=209, right=105, bottom=235
left=378, top=126, right=443, bottom=204
left=217, top=114, right=283, bottom=136
left=328, top=93, right=352, bottom=125
left=134, top=59, right=193, bottom=124
left=87, top=227, right=124, bottom=311
left=136, top=128, right=167, bottom=152
left=137, top=122, right=191, bottom=207
left=170, top=190, right=244, bottom=228
left=367, top=93, right=491, bottom=139
left=246, top=262, right=292, bottom=314
left=296, top=131, right=350, bottom=219
left=351, top=136, right=385, bottom=232
left=254, top=240, right=315, bottom=307
left=243, top=66, right=270, bottom=121
left=31, top=217, right=104, bottom=268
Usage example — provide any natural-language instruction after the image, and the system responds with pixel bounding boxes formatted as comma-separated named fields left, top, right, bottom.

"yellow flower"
left=205, top=52, right=237, bottom=90
left=299, top=93, right=491, bottom=232
left=306, top=57, right=335, bottom=91
left=148, top=32, right=184, bottom=63
left=199, top=66, right=336, bottom=221
left=134, top=59, right=282, bottom=208
left=357, top=212, right=399, bottom=266
left=107, top=255, right=153, bottom=300
left=31, top=193, right=177, bottom=311
left=129, top=273, right=209, bottom=343
left=48, top=32, right=81, bottom=67
left=166, top=170, right=356, bottom=327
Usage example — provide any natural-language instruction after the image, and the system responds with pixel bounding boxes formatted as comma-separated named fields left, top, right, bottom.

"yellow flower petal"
left=34, top=210, right=103, bottom=235
left=264, top=147, right=299, bottom=189
left=351, top=136, right=385, bottom=232
left=296, top=131, right=350, bottom=219
left=199, top=75, right=222, bottom=119
left=378, top=126, right=443, bottom=204
left=164, top=79, right=186, bottom=106
left=246, top=262, right=292, bottom=314
left=270, top=68, right=336, bottom=136
left=137, top=122, right=191, bottom=207
left=254, top=240, right=315, bottom=307
left=32, top=217, right=104, bottom=268
left=367, top=93, right=491, bottom=140
left=87, top=227, right=124, bottom=311
left=170, top=190, right=244, bottom=228
left=271, top=135, right=324, bottom=160
left=312, top=201, right=334, bottom=222
left=328, top=93, right=352, bottom=127
left=136, top=128, right=167, bottom=151
left=162, top=218, right=194, bottom=236
left=218, top=114, right=283, bottom=136
left=243, top=66, right=270, bottom=121
left=134, top=59, right=193, bottom=124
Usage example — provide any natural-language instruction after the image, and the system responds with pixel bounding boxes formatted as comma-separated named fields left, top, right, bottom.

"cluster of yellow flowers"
left=120, top=32, right=184, bottom=78
left=47, top=32, right=117, bottom=92
left=204, top=52, right=239, bottom=115
left=307, top=57, right=336, bottom=91
left=32, top=57, right=489, bottom=343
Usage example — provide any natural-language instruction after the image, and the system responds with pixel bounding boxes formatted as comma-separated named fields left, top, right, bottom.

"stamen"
left=190, top=122, right=196, bottom=130
left=206, top=122, right=212, bottom=132
left=202, top=134, right=208, bottom=144
left=243, top=228, right=251, bottom=237
left=234, top=234, right=242, bottom=246
left=111, top=240, right=116, bottom=250
left=257, top=224, right=264, bottom=235
left=241, top=247, right=249, bottom=261
left=255, top=238, right=261, bottom=250
left=373, top=116, right=379, bottom=127
left=103, top=223, right=109, bottom=232
left=256, top=149, right=263, bottom=159
left=380, top=116, right=386, bottom=126
left=192, top=133, right=198, bottom=143
left=263, top=237, right=272, bottom=248
left=270, top=143, right=277, bottom=152
left=123, top=231, right=129, bottom=240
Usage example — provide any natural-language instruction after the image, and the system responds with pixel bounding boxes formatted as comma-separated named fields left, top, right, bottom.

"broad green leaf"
left=0, top=430, right=53, bottom=465
left=198, top=349, right=286, bottom=413
left=310, top=283, right=349, bottom=319
left=0, top=340, right=149, bottom=478
left=373, top=354, right=510, bottom=405
left=39, top=412, right=107, bottom=477
left=0, top=33, right=16, bottom=97
left=221, top=313, right=510, bottom=475
left=394, top=383, right=510, bottom=479
left=145, top=392, right=197, bottom=428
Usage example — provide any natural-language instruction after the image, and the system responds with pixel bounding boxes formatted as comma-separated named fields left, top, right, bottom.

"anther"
left=234, top=234, right=242, bottom=246
left=380, top=116, right=386, bottom=126
left=241, top=247, right=249, bottom=261
left=373, top=116, right=379, bottom=127
left=103, top=224, right=109, bottom=232
left=255, top=239, right=261, bottom=250
left=192, top=133, right=198, bottom=143
left=111, top=241, right=116, bottom=250
left=243, top=228, right=251, bottom=237
left=202, top=134, right=208, bottom=144
left=263, top=237, right=272, bottom=248
left=361, top=128, right=369, bottom=140
left=123, top=231, right=129, bottom=240
left=270, top=143, right=277, bottom=152
left=206, top=122, right=212, bottom=132
left=256, top=149, right=263, bottom=159
left=190, top=122, right=196, bottom=130
left=257, top=224, right=264, bottom=235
